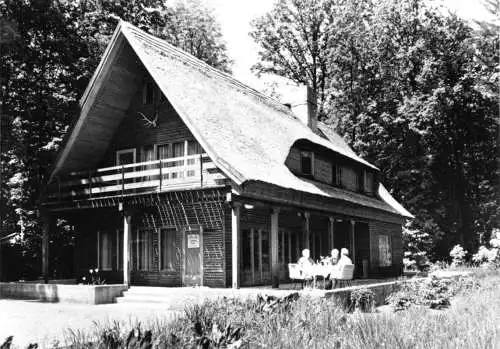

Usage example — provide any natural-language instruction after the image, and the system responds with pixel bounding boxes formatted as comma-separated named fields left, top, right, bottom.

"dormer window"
left=332, top=164, right=342, bottom=186
left=364, top=171, right=374, bottom=195
left=300, top=151, right=313, bottom=175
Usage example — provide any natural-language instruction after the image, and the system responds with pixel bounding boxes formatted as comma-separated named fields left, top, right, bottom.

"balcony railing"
left=46, top=153, right=223, bottom=202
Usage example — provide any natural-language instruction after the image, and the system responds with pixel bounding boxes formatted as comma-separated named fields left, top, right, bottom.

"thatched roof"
left=52, top=21, right=412, bottom=219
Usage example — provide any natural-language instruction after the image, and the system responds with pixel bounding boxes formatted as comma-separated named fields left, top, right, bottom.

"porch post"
left=123, top=214, right=132, bottom=286
left=350, top=220, right=356, bottom=263
left=270, top=207, right=280, bottom=289
left=329, top=216, right=335, bottom=250
left=41, top=210, right=51, bottom=284
left=0, top=240, right=3, bottom=282
left=303, top=212, right=310, bottom=249
left=231, top=202, right=241, bottom=289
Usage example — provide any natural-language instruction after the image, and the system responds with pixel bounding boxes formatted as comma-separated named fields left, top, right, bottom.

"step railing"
left=46, top=153, right=222, bottom=202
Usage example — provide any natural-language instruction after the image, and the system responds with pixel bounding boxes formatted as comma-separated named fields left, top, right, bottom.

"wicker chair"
left=331, top=264, right=354, bottom=288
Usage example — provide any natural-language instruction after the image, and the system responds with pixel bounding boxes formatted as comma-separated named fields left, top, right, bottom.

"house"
left=41, top=21, right=413, bottom=288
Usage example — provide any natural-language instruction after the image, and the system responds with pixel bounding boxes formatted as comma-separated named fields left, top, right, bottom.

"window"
left=141, top=145, right=156, bottom=181
left=116, top=148, right=136, bottom=166
left=98, top=231, right=113, bottom=271
left=171, top=142, right=185, bottom=179
left=341, top=166, right=359, bottom=192
left=143, top=81, right=155, bottom=104
left=159, top=228, right=176, bottom=270
left=97, top=230, right=122, bottom=271
left=378, top=235, right=392, bottom=267
left=132, top=229, right=153, bottom=271
left=332, top=164, right=342, bottom=186
left=187, top=140, right=203, bottom=177
left=364, top=171, right=374, bottom=195
left=300, top=151, right=313, bottom=175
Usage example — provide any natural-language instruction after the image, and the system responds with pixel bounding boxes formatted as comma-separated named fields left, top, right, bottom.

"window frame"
left=300, top=150, right=314, bottom=176
left=158, top=227, right=177, bottom=271
left=116, top=148, right=137, bottom=166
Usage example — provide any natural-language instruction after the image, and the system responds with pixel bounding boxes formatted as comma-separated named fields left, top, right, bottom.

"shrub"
left=473, top=228, right=500, bottom=268
left=350, top=287, right=376, bottom=313
left=450, top=244, right=467, bottom=266
left=387, top=276, right=457, bottom=311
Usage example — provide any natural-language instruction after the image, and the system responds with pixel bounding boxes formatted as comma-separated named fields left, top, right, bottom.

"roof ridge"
left=120, top=21, right=297, bottom=119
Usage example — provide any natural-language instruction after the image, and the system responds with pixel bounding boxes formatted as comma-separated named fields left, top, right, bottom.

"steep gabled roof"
left=52, top=21, right=412, bottom=219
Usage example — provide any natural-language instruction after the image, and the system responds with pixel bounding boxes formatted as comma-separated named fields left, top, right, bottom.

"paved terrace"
left=0, top=278, right=398, bottom=348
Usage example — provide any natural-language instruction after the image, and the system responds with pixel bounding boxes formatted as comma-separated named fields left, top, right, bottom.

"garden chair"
left=288, top=263, right=304, bottom=289
left=331, top=264, right=354, bottom=289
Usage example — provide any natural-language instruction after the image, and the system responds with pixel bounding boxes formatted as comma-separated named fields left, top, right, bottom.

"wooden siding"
left=72, top=191, right=226, bottom=287
left=285, top=147, right=301, bottom=173
left=284, top=146, right=375, bottom=196
left=61, top=41, right=143, bottom=173
left=100, top=84, right=195, bottom=167
left=368, top=220, right=403, bottom=277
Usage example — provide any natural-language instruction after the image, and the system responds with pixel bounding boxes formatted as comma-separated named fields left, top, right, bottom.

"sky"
left=202, top=0, right=496, bottom=92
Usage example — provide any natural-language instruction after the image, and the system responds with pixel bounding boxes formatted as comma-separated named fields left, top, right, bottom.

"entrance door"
left=184, top=229, right=202, bottom=286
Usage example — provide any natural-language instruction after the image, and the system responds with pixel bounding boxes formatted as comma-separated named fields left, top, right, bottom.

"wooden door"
left=184, top=229, right=202, bottom=286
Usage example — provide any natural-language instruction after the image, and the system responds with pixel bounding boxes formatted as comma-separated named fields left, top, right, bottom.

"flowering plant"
left=81, top=268, right=106, bottom=285
left=450, top=245, right=467, bottom=266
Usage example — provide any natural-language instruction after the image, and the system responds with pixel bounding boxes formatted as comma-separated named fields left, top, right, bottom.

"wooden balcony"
left=46, top=154, right=225, bottom=203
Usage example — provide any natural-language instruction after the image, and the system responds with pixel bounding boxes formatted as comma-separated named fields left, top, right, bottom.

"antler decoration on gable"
left=137, top=110, right=159, bottom=128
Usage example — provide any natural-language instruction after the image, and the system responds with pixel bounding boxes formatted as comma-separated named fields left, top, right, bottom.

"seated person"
left=328, top=248, right=353, bottom=289
left=337, top=248, right=353, bottom=267
left=329, top=248, right=340, bottom=266
left=297, top=248, right=315, bottom=279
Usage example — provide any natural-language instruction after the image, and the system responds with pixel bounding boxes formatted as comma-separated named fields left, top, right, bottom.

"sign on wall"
left=378, top=235, right=392, bottom=267
left=187, top=234, right=200, bottom=248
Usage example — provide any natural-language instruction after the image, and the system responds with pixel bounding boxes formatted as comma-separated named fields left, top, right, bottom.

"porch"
left=39, top=187, right=401, bottom=289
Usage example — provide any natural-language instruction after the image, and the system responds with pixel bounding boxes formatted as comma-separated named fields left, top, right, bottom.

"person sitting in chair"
left=337, top=248, right=353, bottom=267
left=329, top=248, right=340, bottom=266
left=327, top=248, right=353, bottom=289
left=297, top=248, right=315, bottom=281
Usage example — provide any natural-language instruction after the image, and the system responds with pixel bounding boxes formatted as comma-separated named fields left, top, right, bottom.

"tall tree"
left=325, top=0, right=499, bottom=258
left=250, top=0, right=332, bottom=117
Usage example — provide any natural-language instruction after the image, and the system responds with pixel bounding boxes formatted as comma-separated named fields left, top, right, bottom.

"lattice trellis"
left=134, top=188, right=226, bottom=230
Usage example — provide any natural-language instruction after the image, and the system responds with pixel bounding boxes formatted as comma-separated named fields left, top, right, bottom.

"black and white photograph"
left=0, top=0, right=498, bottom=347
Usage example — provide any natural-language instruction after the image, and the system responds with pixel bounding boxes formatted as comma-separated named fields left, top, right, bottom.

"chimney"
left=280, top=84, right=317, bottom=133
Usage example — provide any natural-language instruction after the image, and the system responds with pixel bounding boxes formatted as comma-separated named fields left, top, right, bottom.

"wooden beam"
left=231, top=203, right=241, bottom=289
left=41, top=210, right=52, bottom=284
left=303, top=212, right=310, bottom=249
left=329, top=216, right=335, bottom=250
left=0, top=241, right=3, bottom=282
left=271, top=207, right=280, bottom=289
left=350, top=220, right=356, bottom=264
left=123, top=214, right=132, bottom=286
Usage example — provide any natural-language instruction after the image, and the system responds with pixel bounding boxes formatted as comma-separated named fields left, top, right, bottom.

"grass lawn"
left=3, top=268, right=499, bottom=348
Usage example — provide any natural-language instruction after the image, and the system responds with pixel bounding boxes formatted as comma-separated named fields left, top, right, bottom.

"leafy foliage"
left=250, top=0, right=333, bottom=117
left=350, top=287, right=376, bottom=313
left=252, top=0, right=499, bottom=260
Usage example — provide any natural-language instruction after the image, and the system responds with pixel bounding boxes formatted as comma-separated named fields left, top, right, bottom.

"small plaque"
left=187, top=234, right=200, bottom=248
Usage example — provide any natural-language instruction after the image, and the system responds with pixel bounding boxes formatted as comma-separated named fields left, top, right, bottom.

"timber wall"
left=73, top=191, right=227, bottom=287
left=99, top=79, right=195, bottom=167
left=369, top=220, right=403, bottom=277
